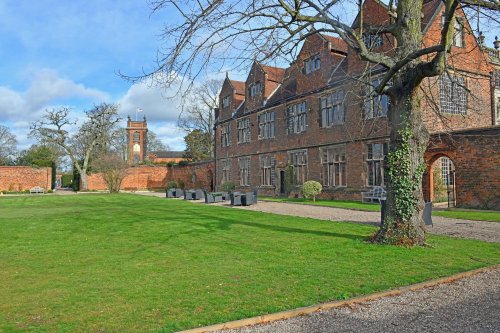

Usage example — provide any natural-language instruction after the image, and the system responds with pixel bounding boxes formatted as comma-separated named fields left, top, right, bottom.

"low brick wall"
left=86, top=165, right=169, bottom=191
left=0, top=166, right=52, bottom=192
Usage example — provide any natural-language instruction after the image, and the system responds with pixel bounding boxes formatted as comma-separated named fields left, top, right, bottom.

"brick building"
left=214, top=0, right=500, bottom=208
left=126, top=116, right=148, bottom=163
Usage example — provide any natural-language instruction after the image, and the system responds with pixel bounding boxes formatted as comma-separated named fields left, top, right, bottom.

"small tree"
left=92, top=154, right=129, bottom=193
left=302, top=181, right=323, bottom=202
left=30, top=104, right=121, bottom=190
left=220, top=181, right=235, bottom=192
left=0, top=125, right=17, bottom=165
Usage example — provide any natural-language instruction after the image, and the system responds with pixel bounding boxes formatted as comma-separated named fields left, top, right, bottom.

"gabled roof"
left=350, top=0, right=443, bottom=34
left=422, top=0, right=444, bottom=33
left=229, top=79, right=245, bottom=96
left=260, top=64, right=286, bottom=83
left=321, top=34, right=348, bottom=54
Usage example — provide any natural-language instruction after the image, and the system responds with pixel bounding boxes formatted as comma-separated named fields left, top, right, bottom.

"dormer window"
left=249, top=82, right=261, bottom=97
left=304, top=55, right=320, bottom=74
left=441, top=15, right=465, bottom=48
left=222, top=95, right=231, bottom=108
left=362, top=33, right=383, bottom=48
left=453, top=20, right=464, bottom=48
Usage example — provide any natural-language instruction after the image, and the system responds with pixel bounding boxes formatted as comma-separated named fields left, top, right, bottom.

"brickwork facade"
left=0, top=166, right=52, bottom=192
left=214, top=0, right=499, bottom=208
left=423, top=128, right=500, bottom=209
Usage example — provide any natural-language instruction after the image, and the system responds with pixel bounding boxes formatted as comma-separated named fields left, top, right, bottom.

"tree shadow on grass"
left=162, top=210, right=368, bottom=242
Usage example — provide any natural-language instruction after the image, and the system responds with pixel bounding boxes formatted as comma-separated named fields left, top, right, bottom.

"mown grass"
left=432, top=209, right=500, bottom=222
left=260, top=197, right=500, bottom=222
left=260, top=197, right=381, bottom=211
left=0, top=194, right=498, bottom=333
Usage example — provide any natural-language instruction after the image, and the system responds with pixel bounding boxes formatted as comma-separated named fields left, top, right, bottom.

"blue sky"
left=0, top=0, right=191, bottom=151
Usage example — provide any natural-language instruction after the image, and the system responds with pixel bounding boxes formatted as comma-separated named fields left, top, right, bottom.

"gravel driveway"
left=214, top=267, right=500, bottom=333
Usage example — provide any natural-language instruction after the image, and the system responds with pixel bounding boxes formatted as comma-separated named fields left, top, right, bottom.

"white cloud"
left=117, top=81, right=182, bottom=123
left=0, top=68, right=110, bottom=150
left=117, top=81, right=186, bottom=151
left=25, top=69, right=109, bottom=110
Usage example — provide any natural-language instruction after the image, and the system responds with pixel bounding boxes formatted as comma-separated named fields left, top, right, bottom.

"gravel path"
left=214, top=267, right=500, bottom=333
left=234, top=201, right=500, bottom=243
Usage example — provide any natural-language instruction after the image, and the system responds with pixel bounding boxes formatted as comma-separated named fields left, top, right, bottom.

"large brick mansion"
left=214, top=0, right=500, bottom=208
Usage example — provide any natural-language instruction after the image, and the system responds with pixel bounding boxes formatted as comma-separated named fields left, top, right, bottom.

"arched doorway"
left=424, top=154, right=456, bottom=207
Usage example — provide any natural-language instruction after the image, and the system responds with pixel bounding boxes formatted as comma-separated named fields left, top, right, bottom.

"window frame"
left=237, top=117, right=251, bottom=144
left=258, top=110, right=276, bottom=140
left=238, top=157, right=251, bottom=187
left=439, top=73, right=467, bottom=115
left=304, top=54, right=321, bottom=74
left=366, top=142, right=388, bottom=187
left=221, top=123, right=231, bottom=147
left=321, top=145, right=347, bottom=187
left=320, top=90, right=345, bottom=127
left=363, top=78, right=389, bottom=119
left=249, top=81, right=261, bottom=97
left=289, top=150, right=308, bottom=185
left=286, top=101, right=307, bottom=134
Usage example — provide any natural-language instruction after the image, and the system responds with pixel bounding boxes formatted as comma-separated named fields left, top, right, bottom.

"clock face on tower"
left=133, top=143, right=141, bottom=152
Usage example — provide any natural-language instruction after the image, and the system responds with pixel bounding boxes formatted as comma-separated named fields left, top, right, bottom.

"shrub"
left=302, top=181, right=323, bottom=202
left=92, top=154, right=129, bottom=193
left=47, top=189, right=53, bottom=193
left=178, top=160, right=189, bottom=167
left=220, top=181, right=235, bottom=192
left=61, top=174, right=73, bottom=188
left=166, top=181, right=177, bottom=189
left=166, top=161, right=176, bottom=167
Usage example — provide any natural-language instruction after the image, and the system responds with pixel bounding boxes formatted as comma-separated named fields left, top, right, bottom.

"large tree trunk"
left=373, top=88, right=429, bottom=245
left=80, top=172, right=88, bottom=191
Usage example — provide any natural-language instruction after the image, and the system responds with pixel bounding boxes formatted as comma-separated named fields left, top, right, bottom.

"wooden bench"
left=29, top=186, right=45, bottom=194
left=361, top=186, right=386, bottom=203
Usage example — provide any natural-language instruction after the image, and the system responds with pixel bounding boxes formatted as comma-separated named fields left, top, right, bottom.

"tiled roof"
left=230, top=79, right=246, bottom=96
left=261, top=64, right=286, bottom=83
left=322, top=34, right=349, bottom=54
left=422, top=0, right=442, bottom=32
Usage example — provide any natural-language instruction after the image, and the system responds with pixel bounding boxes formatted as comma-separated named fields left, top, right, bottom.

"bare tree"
left=178, top=79, right=222, bottom=160
left=138, top=0, right=498, bottom=245
left=0, top=125, right=17, bottom=165
left=147, top=131, right=170, bottom=152
left=30, top=103, right=121, bottom=191
left=92, top=153, right=129, bottom=193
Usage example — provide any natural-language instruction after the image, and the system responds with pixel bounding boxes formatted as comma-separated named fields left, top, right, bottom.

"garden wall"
left=168, top=161, right=215, bottom=191
left=85, top=161, right=215, bottom=191
left=86, top=165, right=169, bottom=191
left=0, top=166, right=52, bottom=192
left=424, top=127, right=500, bottom=209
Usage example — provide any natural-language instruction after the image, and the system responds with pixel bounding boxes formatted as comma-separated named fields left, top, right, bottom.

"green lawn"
left=260, top=197, right=381, bottom=211
left=261, top=197, right=500, bottom=222
left=432, top=209, right=500, bottom=222
left=0, top=194, right=498, bottom=333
